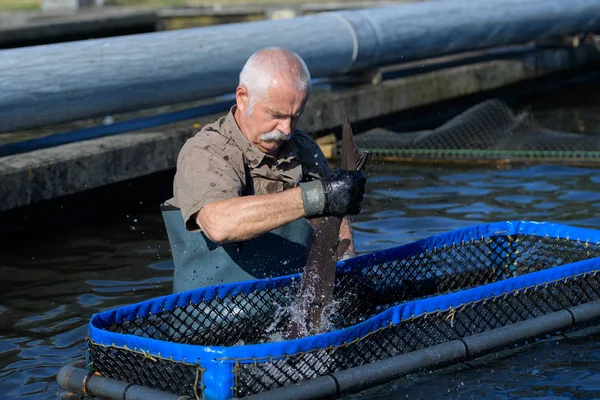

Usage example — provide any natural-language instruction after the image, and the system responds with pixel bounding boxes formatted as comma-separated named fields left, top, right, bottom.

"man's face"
left=236, top=80, right=309, bottom=155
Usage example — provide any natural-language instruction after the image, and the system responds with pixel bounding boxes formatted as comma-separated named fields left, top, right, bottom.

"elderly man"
left=162, top=47, right=366, bottom=293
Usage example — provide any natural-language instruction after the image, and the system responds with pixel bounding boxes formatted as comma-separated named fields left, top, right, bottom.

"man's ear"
left=236, top=86, right=249, bottom=114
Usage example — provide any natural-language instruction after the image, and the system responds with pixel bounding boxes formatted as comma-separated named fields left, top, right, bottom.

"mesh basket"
left=87, top=221, right=600, bottom=399
left=354, top=99, right=600, bottom=165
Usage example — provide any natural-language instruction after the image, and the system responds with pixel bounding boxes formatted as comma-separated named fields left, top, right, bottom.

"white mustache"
left=260, top=130, right=291, bottom=142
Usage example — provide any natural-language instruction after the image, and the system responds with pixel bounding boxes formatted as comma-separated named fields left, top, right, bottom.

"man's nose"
left=278, top=118, right=293, bottom=135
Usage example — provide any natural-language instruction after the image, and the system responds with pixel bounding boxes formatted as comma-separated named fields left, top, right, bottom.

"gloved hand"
left=300, top=169, right=366, bottom=217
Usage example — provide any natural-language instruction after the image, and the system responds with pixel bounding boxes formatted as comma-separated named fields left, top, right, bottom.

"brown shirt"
left=169, top=107, right=330, bottom=230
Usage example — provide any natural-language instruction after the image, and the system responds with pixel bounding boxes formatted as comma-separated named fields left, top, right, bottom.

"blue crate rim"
left=88, top=220, right=600, bottom=364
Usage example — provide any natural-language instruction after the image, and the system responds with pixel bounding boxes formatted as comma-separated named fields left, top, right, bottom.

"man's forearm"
left=196, top=187, right=305, bottom=243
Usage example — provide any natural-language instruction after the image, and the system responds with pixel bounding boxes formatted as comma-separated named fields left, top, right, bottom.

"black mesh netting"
left=353, top=99, right=600, bottom=163
left=87, top=232, right=600, bottom=398
left=87, top=342, right=204, bottom=397
left=234, top=272, right=600, bottom=397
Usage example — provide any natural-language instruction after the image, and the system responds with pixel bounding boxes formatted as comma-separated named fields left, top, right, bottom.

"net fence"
left=234, top=271, right=600, bottom=397
left=87, top=224, right=600, bottom=398
left=353, top=99, right=600, bottom=164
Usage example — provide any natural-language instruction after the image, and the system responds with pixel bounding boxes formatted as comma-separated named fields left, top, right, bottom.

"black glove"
left=299, top=169, right=366, bottom=217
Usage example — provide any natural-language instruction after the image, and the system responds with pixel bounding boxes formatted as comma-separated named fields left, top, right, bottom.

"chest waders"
left=161, top=205, right=312, bottom=292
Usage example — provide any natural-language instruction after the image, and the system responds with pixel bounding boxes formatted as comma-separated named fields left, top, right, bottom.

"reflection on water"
left=356, top=163, right=600, bottom=252
left=2, top=162, right=600, bottom=398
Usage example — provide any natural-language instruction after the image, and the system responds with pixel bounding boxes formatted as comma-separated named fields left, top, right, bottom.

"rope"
left=82, top=370, right=100, bottom=396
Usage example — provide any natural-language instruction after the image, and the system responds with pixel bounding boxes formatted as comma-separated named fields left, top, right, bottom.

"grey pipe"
left=2, top=0, right=600, bottom=133
left=56, top=362, right=188, bottom=400
left=244, top=299, right=600, bottom=400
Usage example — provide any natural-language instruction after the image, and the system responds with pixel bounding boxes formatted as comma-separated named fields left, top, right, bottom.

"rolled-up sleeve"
left=174, top=137, right=244, bottom=231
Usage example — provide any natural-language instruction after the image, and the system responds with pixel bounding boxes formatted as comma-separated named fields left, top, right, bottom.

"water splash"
left=263, top=284, right=343, bottom=342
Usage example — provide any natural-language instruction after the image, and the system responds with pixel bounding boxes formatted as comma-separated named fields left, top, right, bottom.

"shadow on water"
left=2, top=81, right=600, bottom=398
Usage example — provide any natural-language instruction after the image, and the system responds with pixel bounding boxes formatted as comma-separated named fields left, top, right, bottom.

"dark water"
left=2, top=84, right=600, bottom=399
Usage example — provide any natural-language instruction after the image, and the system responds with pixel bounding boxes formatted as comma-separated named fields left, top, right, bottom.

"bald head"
left=239, top=47, right=311, bottom=112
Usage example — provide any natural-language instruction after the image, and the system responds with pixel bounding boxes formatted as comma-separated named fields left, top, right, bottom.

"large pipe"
left=1, top=0, right=600, bottom=133
left=56, top=362, right=188, bottom=400
left=244, top=299, right=600, bottom=400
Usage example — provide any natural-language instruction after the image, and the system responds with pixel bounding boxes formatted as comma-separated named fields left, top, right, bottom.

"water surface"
left=2, top=83, right=600, bottom=399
